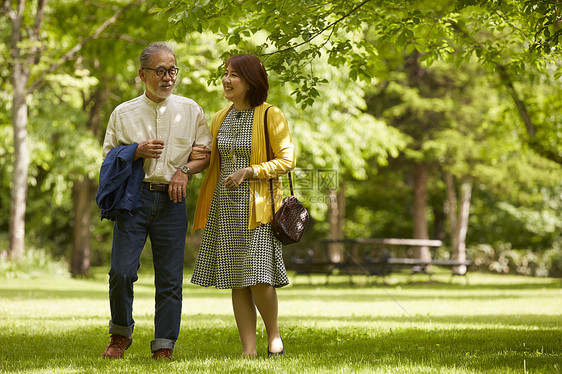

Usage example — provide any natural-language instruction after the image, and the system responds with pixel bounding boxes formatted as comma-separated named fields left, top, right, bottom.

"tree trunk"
left=327, top=183, right=345, bottom=263
left=412, top=163, right=431, bottom=261
left=69, top=84, right=109, bottom=276
left=71, top=178, right=95, bottom=276
left=337, top=182, right=346, bottom=239
left=446, top=173, right=472, bottom=275
left=9, top=78, right=29, bottom=261
left=7, top=0, right=36, bottom=261
left=454, top=182, right=472, bottom=275
left=445, top=173, right=459, bottom=251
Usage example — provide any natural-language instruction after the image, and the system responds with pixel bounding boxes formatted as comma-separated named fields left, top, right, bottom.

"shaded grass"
left=0, top=269, right=560, bottom=373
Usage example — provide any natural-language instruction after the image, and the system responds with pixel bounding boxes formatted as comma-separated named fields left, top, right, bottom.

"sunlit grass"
left=0, top=268, right=560, bottom=373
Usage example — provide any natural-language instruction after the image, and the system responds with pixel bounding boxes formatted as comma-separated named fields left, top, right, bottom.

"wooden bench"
left=359, top=238, right=471, bottom=278
left=289, top=238, right=472, bottom=283
left=290, top=240, right=359, bottom=283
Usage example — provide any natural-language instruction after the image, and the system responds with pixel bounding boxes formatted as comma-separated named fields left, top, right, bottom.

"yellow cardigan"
left=192, top=103, right=295, bottom=231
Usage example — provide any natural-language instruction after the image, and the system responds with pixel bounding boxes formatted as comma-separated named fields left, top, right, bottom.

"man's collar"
left=143, top=92, right=171, bottom=107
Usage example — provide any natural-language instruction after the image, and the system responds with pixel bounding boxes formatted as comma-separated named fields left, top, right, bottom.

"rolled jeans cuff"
left=151, top=338, right=175, bottom=353
left=108, top=320, right=134, bottom=338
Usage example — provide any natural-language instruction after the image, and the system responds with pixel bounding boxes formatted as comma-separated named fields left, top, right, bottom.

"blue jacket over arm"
left=96, top=144, right=144, bottom=221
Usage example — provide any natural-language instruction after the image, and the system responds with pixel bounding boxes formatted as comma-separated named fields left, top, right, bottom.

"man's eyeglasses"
left=143, top=66, right=179, bottom=78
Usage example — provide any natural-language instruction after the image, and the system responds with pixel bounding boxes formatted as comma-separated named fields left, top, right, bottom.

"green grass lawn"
left=0, top=268, right=560, bottom=373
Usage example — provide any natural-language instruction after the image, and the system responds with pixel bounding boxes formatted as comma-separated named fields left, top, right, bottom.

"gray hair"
left=139, top=42, right=176, bottom=68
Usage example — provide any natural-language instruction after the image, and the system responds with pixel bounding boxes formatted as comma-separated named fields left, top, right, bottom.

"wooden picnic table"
left=289, top=238, right=472, bottom=282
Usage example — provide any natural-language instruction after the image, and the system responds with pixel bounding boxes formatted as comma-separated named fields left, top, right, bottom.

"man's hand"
left=169, top=169, right=189, bottom=203
left=222, top=167, right=253, bottom=190
left=135, top=139, right=164, bottom=160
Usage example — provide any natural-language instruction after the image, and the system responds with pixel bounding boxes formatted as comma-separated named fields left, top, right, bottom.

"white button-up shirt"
left=102, top=93, right=212, bottom=184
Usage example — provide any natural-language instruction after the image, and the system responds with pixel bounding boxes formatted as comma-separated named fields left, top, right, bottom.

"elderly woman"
left=191, top=54, right=294, bottom=357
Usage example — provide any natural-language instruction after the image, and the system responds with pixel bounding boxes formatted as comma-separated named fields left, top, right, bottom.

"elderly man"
left=99, top=41, right=211, bottom=361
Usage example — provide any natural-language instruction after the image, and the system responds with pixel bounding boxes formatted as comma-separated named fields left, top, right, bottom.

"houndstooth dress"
left=191, top=107, right=289, bottom=289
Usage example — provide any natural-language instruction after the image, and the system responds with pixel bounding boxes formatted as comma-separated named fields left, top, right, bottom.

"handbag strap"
left=264, top=106, right=294, bottom=217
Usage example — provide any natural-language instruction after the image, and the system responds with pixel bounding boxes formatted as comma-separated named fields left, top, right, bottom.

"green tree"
left=349, top=57, right=561, bottom=263
left=160, top=0, right=561, bottom=267
left=2, top=0, right=145, bottom=262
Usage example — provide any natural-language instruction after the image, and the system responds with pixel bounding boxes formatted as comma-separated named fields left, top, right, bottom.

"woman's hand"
left=189, top=145, right=210, bottom=161
left=222, top=167, right=253, bottom=190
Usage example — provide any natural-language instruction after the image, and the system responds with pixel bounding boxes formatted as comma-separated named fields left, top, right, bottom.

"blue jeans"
left=108, top=189, right=187, bottom=352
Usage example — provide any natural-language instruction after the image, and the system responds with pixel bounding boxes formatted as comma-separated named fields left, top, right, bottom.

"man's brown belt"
left=142, top=182, right=169, bottom=192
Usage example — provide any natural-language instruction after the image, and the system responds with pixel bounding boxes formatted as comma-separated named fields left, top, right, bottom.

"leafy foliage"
left=0, top=248, right=68, bottom=279
left=470, top=243, right=562, bottom=277
left=160, top=0, right=561, bottom=98
left=160, top=0, right=562, bottom=164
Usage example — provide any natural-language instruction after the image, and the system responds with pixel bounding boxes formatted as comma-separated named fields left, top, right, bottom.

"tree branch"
left=262, top=0, right=373, bottom=56
left=29, top=0, right=48, bottom=65
left=27, top=0, right=146, bottom=94
left=495, top=64, right=535, bottom=137
left=9, top=0, right=25, bottom=72
left=32, top=0, right=47, bottom=38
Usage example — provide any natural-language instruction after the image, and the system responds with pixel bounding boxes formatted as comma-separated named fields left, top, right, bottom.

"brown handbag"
left=269, top=174, right=310, bottom=245
left=264, top=107, right=310, bottom=245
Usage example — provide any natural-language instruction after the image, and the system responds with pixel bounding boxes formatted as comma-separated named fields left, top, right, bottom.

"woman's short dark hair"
left=225, top=54, right=269, bottom=107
